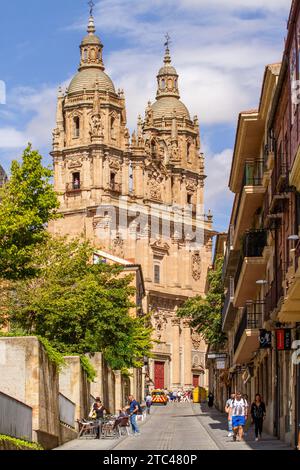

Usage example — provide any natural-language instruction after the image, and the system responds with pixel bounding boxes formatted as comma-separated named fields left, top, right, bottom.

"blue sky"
left=0, top=0, right=291, bottom=232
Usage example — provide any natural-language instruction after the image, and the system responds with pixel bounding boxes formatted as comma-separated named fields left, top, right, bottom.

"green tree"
left=0, top=145, right=59, bottom=280
left=5, top=236, right=153, bottom=370
left=177, top=257, right=227, bottom=347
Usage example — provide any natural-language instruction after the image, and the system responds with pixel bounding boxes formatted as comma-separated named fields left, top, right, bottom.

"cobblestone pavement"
left=55, top=402, right=292, bottom=451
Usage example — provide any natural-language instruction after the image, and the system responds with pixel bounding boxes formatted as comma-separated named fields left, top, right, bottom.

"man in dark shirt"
left=128, top=395, right=140, bottom=436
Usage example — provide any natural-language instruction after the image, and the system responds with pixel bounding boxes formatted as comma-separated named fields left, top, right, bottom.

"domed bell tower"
left=51, top=13, right=131, bottom=240
left=130, top=40, right=205, bottom=210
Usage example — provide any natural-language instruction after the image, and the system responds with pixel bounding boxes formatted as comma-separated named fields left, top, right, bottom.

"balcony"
left=278, top=241, right=300, bottom=322
left=233, top=301, right=264, bottom=365
left=109, top=182, right=122, bottom=193
left=66, top=182, right=81, bottom=194
left=222, top=277, right=236, bottom=332
left=232, top=161, right=265, bottom=251
left=234, top=229, right=267, bottom=308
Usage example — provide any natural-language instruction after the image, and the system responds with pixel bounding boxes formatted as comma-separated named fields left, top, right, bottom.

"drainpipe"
left=274, top=227, right=280, bottom=438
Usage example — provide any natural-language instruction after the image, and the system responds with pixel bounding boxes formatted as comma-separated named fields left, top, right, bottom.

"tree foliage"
left=177, top=257, right=227, bottom=347
left=4, top=237, right=153, bottom=370
left=0, top=145, right=59, bottom=280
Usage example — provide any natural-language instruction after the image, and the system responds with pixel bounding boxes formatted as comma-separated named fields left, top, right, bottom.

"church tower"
left=51, top=13, right=131, bottom=241
left=50, top=12, right=214, bottom=390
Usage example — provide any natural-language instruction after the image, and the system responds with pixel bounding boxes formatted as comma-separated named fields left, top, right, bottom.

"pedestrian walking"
left=145, top=393, right=152, bottom=414
left=208, top=391, right=214, bottom=408
left=225, top=393, right=235, bottom=437
left=251, top=394, right=266, bottom=441
left=128, top=395, right=140, bottom=436
left=231, top=391, right=248, bottom=442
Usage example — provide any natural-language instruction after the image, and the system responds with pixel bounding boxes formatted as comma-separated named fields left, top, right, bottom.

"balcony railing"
left=234, top=302, right=264, bottom=353
left=66, top=182, right=81, bottom=193
left=242, top=229, right=267, bottom=258
left=234, top=229, right=267, bottom=288
left=243, top=160, right=264, bottom=187
left=234, top=160, right=264, bottom=227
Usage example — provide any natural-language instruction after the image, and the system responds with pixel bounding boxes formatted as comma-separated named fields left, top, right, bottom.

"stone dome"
left=68, top=68, right=115, bottom=95
left=152, top=97, right=190, bottom=120
left=158, top=65, right=177, bottom=76
left=81, top=34, right=102, bottom=46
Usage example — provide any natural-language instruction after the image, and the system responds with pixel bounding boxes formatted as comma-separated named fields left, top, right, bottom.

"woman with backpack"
left=251, top=394, right=266, bottom=441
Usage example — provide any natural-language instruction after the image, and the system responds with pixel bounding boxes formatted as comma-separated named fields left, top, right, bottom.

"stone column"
left=88, top=352, right=104, bottom=401
left=171, top=317, right=181, bottom=388
left=183, top=320, right=193, bottom=388
left=122, top=157, right=130, bottom=195
left=166, top=173, right=172, bottom=205
left=114, top=370, right=122, bottom=414
left=197, top=180, right=204, bottom=208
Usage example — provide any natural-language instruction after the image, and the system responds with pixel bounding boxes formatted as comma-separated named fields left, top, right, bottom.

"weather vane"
left=88, top=0, right=95, bottom=16
left=164, top=33, right=171, bottom=49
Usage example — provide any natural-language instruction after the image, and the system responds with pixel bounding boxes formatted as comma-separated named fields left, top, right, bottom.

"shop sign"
left=216, top=359, right=226, bottom=370
left=276, top=329, right=292, bottom=351
left=207, top=353, right=227, bottom=359
left=259, top=329, right=272, bottom=348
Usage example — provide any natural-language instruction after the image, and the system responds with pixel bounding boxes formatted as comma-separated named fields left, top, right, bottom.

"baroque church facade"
left=50, top=13, right=213, bottom=391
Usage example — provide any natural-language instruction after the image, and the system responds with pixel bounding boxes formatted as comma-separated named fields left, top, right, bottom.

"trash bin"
left=193, top=386, right=200, bottom=403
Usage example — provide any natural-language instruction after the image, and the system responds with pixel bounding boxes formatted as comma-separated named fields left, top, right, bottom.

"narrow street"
left=56, top=402, right=292, bottom=451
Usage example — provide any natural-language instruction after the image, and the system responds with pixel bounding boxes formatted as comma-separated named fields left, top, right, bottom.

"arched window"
left=154, top=264, right=160, bottom=284
left=110, top=116, right=116, bottom=140
left=151, top=139, right=156, bottom=157
left=73, top=116, right=80, bottom=138
left=161, top=78, right=166, bottom=90
left=83, top=49, right=88, bottom=61
left=187, top=140, right=192, bottom=161
left=72, top=172, right=80, bottom=190
left=110, top=172, right=116, bottom=190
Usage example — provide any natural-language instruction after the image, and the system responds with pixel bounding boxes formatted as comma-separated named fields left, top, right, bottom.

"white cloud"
left=179, top=0, right=289, bottom=11
left=204, top=147, right=234, bottom=230
left=0, top=128, right=28, bottom=149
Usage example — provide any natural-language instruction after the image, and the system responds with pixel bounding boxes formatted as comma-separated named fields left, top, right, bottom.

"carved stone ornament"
left=186, top=180, right=197, bottom=192
left=52, top=127, right=60, bottom=145
left=192, top=253, right=202, bottom=281
left=153, top=313, right=167, bottom=340
left=149, top=176, right=162, bottom=201
left=191, top=331, right=202, bottom=350
left=150, top=238, right=170, bottom=254
left=109, top=159, right=121, bottom=171
left=112, top=233, right=124, bottom=257
left=145, top=102, right=153, bottom=126
left=67, top=154, right=83, bottom=169
left=89, top=112, right=103, bottom=138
